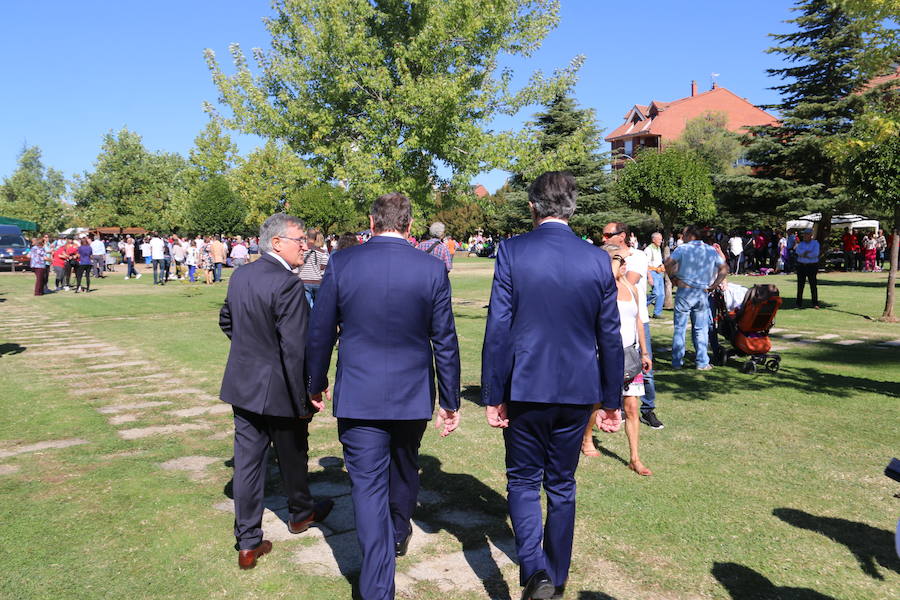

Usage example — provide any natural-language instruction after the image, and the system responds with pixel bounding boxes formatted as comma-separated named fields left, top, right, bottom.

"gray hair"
left=429, top=222, right=446, bottom=238
left=259, top=213, right=305, bottom=253
left=528, top=171, right=577, bottom=221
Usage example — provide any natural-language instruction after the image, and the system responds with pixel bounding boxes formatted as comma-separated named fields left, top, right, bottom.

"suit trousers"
left=231, top=406, right=315, bottom=550
left=503, top=401, right=592, bottom=588
left=338, top=418, right=428, bottom=600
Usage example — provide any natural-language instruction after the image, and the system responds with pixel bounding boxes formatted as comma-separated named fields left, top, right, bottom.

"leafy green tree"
left=0, top=145, right=69, bottom=232
left=835, top=90, right=900, bottom=320
left=287, top=184, right=366, bottom=235
left=614, top=147, right=715, bottom=238
left=73, top=128, right=190, bottom=231
left=189, top=119, right=239, bottom=180
left=228, top=141, right=313, bottom=229
left=433, top=192, right=486, bottom=239
left=669, top=111, right=745, bottom=175
left=185, top=176, right=248, bottom=235
left=205, top=0, right=581, bottom=212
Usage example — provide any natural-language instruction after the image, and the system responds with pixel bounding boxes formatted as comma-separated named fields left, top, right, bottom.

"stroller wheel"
left=713, top=347, right=728, bottom=367
left=741, top=361, right=757, bottom=374
left=766, top=358, right=780, bottom=373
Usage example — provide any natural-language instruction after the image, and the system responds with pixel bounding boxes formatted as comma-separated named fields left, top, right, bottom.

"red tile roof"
left=472, top=184, right=489, bottom=198
left=605, top=86, right=777, bottom=143
left=858, top=65, right=900, bottom=93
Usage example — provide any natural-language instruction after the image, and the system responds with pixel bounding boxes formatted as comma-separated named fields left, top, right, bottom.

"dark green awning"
left=0, top=216, right=38, bottom=231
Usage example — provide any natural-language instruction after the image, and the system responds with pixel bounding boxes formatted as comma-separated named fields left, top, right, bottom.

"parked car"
left=0, top=225, right=31, bottom=271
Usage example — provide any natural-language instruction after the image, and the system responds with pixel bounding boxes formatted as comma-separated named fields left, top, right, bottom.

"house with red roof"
left=605, top=81, right=777, bottom=168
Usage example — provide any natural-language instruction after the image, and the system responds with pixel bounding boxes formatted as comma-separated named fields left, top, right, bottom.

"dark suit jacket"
left=306, top=235, right=461, bottom=420
left=219, top=253, right=311, bottom=418
left=481, top=222, right=624, bottom=410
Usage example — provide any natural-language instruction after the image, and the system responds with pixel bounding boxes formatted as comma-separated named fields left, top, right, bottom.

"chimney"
left=712, top=81, right=718, bottom=90
left=691, top=80, right=697, bottom=96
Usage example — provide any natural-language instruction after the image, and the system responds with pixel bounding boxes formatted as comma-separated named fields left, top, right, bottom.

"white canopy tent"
left=786, top=213, right=880, bottom=232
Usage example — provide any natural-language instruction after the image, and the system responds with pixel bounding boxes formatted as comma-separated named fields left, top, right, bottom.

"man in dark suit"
left=306, top=193, right=461, bottom=600
left=219, top=213, right=333, bottom=570
left=481, top=171, right=624, bottom=600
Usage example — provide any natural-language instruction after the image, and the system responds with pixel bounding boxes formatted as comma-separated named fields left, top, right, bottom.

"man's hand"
left=485, top=403, right=509, bottom=428
left=435, top=408, right=460, bottom=437
left=597, top=408, right=622, bottom=433
left=310, top=388, right=330, bottom=413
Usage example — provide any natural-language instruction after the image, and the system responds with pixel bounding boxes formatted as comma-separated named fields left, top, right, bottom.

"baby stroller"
left=711, top=284, right=783, bottom=374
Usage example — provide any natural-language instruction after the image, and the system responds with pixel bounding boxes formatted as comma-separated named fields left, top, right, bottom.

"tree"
left=834, top=87, right=900, bottom=320
left=0, top=145, right=69, bottom=232
left=189, top=119, right=239, bottom=180
left=614, top=147, right=716, bottom=238
left=185, top=176, right=248, bottom=235
left=287, top=184, right=366, bottom=235
left=73, top=128, right=190, bottom=231
left=669, top=111, right=745, bottom=175
left=736, top=0, right=873, bottom=254
left=228, top=141, right=313, bottom=229
left=205, top=0, right=582, bottom=212
left=433, top=192, right=486, bottom=239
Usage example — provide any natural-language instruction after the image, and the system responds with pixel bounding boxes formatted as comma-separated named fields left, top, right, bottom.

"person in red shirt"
left=51, top=242, right=75, bottom=290
left=842, top=231, right=858, bottom=272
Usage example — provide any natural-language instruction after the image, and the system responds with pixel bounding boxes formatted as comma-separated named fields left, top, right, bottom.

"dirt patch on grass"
left=0, top=464, right=20, bottom=475
left=117, top=423, right=210, bottom=440
left=98, top=401, right=173, bottom=414
left=159, top=455, right=219, bottom=480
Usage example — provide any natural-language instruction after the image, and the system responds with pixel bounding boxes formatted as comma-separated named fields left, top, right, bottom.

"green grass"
left=0, top=257, right=898, bottom=599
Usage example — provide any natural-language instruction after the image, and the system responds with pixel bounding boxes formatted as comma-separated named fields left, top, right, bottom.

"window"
left=624, top=140, right=633, bottom=156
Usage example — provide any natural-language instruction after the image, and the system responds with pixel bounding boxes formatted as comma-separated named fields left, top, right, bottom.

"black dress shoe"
left=395, top=529, right=412, bottom=557
left=521, top=569, right=555, bottom=600
left=551, top=584, right=566, bottom=599
left=288, top=499, right=334, bottom=534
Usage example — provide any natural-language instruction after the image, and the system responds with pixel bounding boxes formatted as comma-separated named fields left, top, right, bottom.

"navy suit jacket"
left=306, top=235, right=461, bottom=420
left=219, top=253, right=312, bottom=418
left=481, top=222, right=624, bottom=411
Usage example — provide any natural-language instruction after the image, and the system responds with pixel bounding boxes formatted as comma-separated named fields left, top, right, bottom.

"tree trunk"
left=882, top=203, right=899, bottom=322
left=817, top=210, right=833, bottom=270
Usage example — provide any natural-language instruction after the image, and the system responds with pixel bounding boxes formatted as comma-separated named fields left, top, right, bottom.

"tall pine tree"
left=502, top=93, right=619, bottom=237
left=736, top=0, right=869, bottom=249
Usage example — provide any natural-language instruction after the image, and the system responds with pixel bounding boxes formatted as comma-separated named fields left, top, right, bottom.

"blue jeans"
left=188, top=265, right=196, bottom=282
left=646, top=271, right=665, bottom=317
left=126, top=258, right=138, bottom=278
left=213, top=262, right=223, bottom=282
left=152, top=259, right=165, bottom=284
left=641, top=321, right=656, bottom=411
left=672, top=288, right=711, bottom=368
left=304, top=283, right=320, bottom=308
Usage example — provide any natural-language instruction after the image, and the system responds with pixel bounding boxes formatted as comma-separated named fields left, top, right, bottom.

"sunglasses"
left=603, top=231, right=624, bottom=238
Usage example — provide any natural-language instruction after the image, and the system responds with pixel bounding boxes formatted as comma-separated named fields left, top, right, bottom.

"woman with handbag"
left=298, top=228, right=329, bottom=307
left=581, top=244, right=653, bottom=476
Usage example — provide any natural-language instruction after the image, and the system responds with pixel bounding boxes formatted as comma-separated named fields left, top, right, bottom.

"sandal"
left=628, top=460, right=652, bottom=476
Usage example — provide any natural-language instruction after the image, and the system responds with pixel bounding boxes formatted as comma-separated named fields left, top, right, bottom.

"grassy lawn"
left=1, top=256, right=898, bottom=600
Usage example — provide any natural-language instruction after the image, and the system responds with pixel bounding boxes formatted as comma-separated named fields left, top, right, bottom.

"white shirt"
left=149, top=237, right=165, bottom=260
left=644, top=243, right=663, bottom=268
left=90, top=240, right=106, bottom=256
left=267, top=251, right=297, bottom=273
left=624, top=251, right=650, bottom=323
left=728, top=236, right=744, bottom=255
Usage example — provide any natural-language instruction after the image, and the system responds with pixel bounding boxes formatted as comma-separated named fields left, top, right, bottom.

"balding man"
left=416, top=222, right=453, bottom=272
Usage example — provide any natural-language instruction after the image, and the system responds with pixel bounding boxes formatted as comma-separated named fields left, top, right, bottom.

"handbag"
left=623, top=343, right=642, bottom=385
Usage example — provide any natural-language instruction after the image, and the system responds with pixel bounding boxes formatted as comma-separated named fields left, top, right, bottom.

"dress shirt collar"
left=266, top=251, right=297, bottom=273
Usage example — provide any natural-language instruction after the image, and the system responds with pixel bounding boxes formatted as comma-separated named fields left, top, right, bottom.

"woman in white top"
left=185, top=240, right=199, bottom=282
left=728, top=233, right=744, bottom=274
left=582, top=244, right=654, bottom=476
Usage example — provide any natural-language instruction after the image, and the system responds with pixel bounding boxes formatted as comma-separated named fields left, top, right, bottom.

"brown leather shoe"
left=238, top=540, right=272, bottom=570
left=288, top=499, right=335, bottom=534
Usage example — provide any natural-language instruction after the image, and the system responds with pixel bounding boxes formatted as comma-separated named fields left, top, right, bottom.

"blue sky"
left=1, top=1, right=794, bottom=194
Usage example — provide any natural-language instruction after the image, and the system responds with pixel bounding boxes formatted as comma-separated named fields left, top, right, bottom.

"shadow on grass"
left=814, top=277, right=899, bottom=289
left=577, top=593, right=618, bottom=600
left=418, top=454, right=516, bottom=600
left=0, top=343, right=25, bottom=356
left=655, top=361, right=900, bottom=401
left=773, top=508, right=900, bottom=580
left=712, top=562, right=836, bottom=599
left=462, top=384, right=482, bottom=407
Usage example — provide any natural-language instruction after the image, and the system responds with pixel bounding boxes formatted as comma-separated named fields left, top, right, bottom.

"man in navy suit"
left=482, top=171, right=624, bottom=600
left=219, top=213, right=333, bottom=570
left=306, top=193, right=461, bottom=600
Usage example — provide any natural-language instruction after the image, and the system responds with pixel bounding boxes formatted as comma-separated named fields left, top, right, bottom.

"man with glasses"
left=602, top=223, right=664, bottom=430
left=219, top=213, right=334, bottom=570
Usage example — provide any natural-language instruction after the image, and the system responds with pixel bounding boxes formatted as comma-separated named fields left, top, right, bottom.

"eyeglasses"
left=278, top=236, right=307, bottom=244
left=603, top=231, right=624, bottom=238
